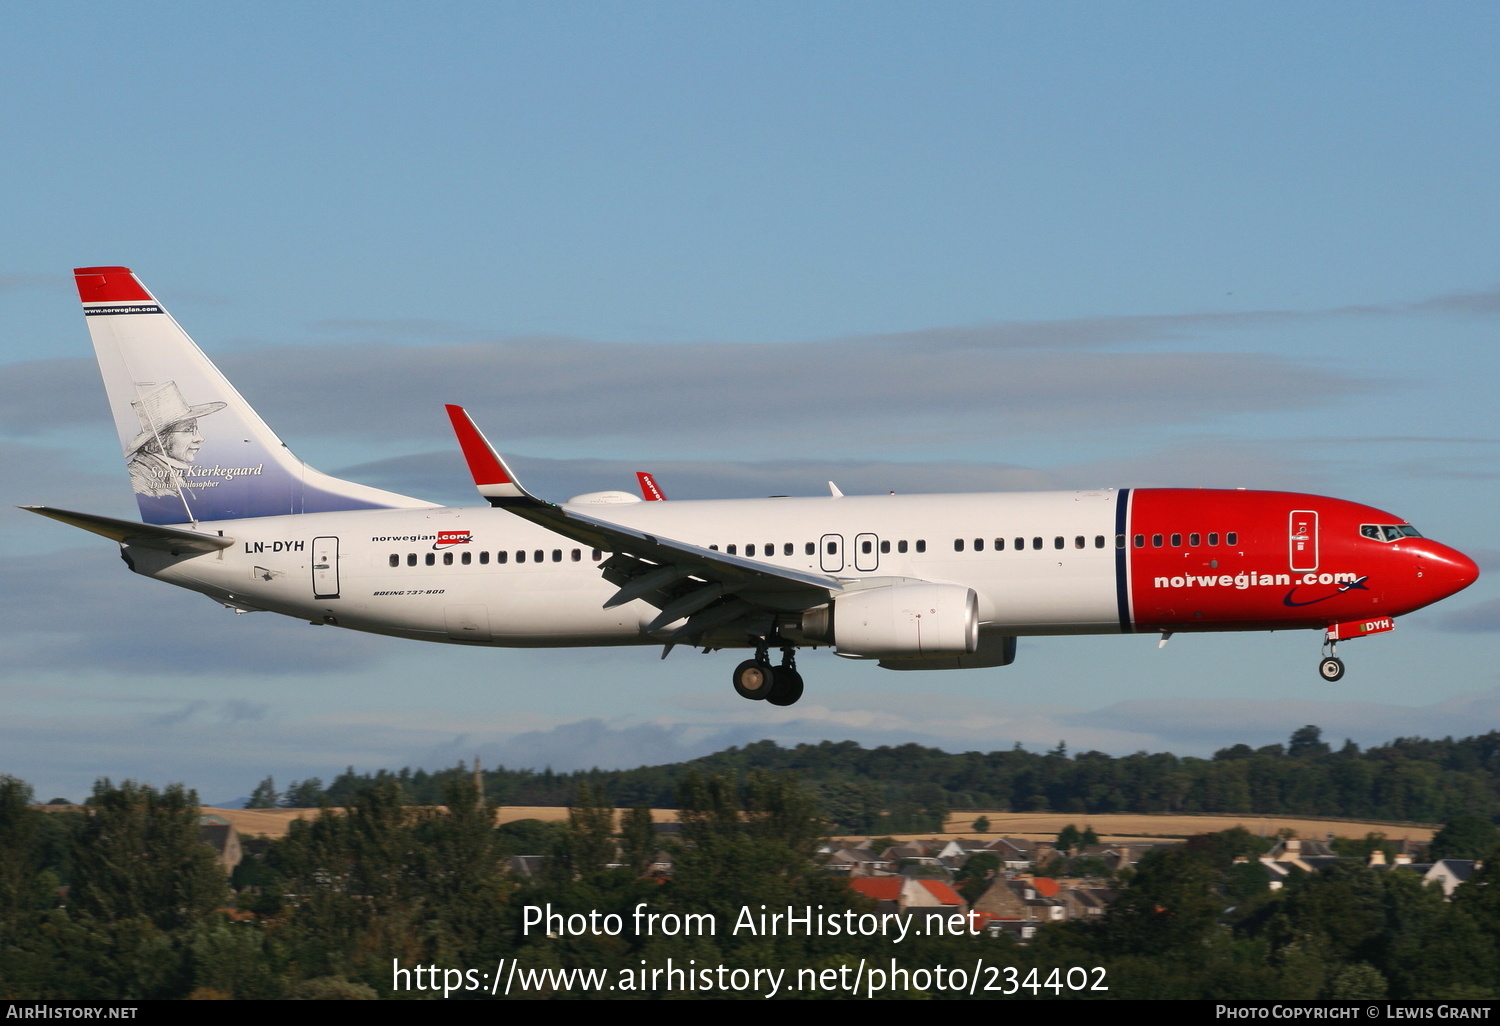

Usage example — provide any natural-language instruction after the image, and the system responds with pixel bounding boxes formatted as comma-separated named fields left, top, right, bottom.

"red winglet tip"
left=73, top=267, right=153, bottom=303
left=444, top=405, right=511, bottom=486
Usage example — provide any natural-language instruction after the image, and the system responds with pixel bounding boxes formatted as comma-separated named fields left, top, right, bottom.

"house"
left=197, top=815, right=243, bottom=875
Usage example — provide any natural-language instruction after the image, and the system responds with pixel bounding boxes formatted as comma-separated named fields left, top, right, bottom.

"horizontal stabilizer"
left=21, top=506, right=234, bottom=554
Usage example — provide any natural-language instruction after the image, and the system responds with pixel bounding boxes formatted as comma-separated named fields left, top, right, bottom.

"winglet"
left=444, top=405, right=530, bottom=503
left=636, top=471, right=667, bottom=501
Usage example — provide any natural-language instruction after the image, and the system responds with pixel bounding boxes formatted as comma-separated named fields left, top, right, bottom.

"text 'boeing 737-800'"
left=24, top=267, right=1480, bottom=706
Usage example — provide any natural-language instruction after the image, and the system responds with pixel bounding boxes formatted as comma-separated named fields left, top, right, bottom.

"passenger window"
left=1095, top=535, right=1106, bottom=548
left=1152, top=534, right=1163, bottom=547
left=592, top=549, right=603, bottom=560
left=1015, top=538, right=1024, bottom=551
left=709, top=544, right=719, bottom=551
left=1208, top=533, right=1218, bottom=546
left=1171, top=534, right=1181, bottom=547
left=534, top=550, right=544, bottom=563
left=1134, top=535, right=1144, bottom=547
left=497, top=551, right=508, bottom=564
left=443, top=552, right=454, bottom=565
left=461, top=552, right=472, bottom=565
left=516, top=551, right=526, bottom=563
left=1074, top=536, right=1085, bottom=549
left=480, top=551, right=490, bottom=564
left=765, top=542, right=774, bottom=554
left=805, top=542, right=815, bottom=555
left=784, top=543, right=794, bottom=556
left=1054, top=537, right=1063, bottom=549
left=551, top=549, right=561, bottom=562
left=727, top=544, right=737, bottom=555
left=916, top=540, right=926, bottom=553
left=862, top=540, right=873, bottom=554
left=425, top=553, right=435, bottom=566
left=1189, top=533, right=1200, bottom=546
left=571, top=549, right=581, bottom=562
left=827, top=541, right=837, bottom=555
left=407, top=553, right=417, bottom=566
left=1226, top=532, right=1238, bottom=545
left=746, top=544, right=756, bottom=557
left=898, top=540, right=908, bottom=553
left=954, top=539, right=965, bottom=552
left=1116, top=535, right=1125, bottom=549
left=388, top=554, right=399, bottom=567
left=996, top=538, right=1005, bottom=551
left=880, top=540, right=890, bottom=554
left=1033, top=537, right=1043, bottom=550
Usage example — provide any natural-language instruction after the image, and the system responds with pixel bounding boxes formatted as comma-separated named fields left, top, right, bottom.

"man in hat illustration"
left=124, top=381, right=227, bottom=498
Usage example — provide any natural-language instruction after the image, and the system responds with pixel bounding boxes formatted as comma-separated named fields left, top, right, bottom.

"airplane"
left=24, top=266, right=1480, bottom=708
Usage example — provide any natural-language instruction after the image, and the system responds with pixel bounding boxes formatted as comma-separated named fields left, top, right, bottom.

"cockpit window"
left=1362, top=523, right=1424, bottom=542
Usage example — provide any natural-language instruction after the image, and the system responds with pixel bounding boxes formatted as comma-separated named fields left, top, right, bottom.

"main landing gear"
left=732, top=641, right=804, bottom=706
left=1318, top=637, right=1345, bottom=682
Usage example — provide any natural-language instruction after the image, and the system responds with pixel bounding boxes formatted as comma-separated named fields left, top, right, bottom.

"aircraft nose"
left=1419, top=542, right=1480, bottom=599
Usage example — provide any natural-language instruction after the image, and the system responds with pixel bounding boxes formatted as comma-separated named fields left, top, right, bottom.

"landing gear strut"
left=731, top=640, right=805, bottom=705
left=1318, top=637, right=1345, bottom=682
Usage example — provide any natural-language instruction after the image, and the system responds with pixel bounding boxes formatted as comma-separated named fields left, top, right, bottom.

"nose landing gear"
left=1318, top=638, right=1345, bottom=682
left=731, top=640, right=804, bottom=705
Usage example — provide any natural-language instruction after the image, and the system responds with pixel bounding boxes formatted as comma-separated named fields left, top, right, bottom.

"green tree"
left=279, top=778, right=327, bottom=808
left=619, top=805, right=657, bottom=877
left=1288, top=725, right=1331, bottom=759
left=245, top=776, right=279, bottom=809
left=1429, top=815, right=1500, bottom=861
left=547, top=781, right=616, bottom=881
left=71, top=779, right=226, bottom=930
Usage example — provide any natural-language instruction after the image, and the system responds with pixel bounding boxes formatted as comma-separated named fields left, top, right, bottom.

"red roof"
left=918, top=880, right=964, bottom=905
left=849, top=878, right=903, bottom=900
left=1031, top=877, right=1060, bottom=897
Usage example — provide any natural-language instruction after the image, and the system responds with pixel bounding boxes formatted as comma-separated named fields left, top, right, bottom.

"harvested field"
left=194, top=805, right=1438, bottom=843
left=933, top=811, right=1437, bottom=843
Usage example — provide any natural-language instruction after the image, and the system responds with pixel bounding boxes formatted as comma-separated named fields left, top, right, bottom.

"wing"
left=444, top=406, right=841, bottom=643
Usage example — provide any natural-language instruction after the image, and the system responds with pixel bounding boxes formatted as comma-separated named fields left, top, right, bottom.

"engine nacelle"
left=805, top=582, right=979, bottom=658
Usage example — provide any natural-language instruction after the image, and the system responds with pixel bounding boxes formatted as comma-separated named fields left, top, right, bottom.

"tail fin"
left=75, top=267, right=437, bottom=525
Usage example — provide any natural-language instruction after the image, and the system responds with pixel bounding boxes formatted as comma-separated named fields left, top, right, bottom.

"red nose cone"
left=1386, top=540, right=1482, bottom=612
left=1436, top=545, right=1481, bottom=594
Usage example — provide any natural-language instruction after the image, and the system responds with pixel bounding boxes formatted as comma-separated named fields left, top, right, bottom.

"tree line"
left=245, top=725, right=1500, bottom=830
left=3, top=771, right=1498, bottom=999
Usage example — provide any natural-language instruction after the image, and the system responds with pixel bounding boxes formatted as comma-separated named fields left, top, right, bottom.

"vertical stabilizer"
left=75, top=266, right=437, bottom=525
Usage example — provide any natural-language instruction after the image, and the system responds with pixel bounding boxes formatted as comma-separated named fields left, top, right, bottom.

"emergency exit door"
left=312, top=536, right=340, bottom=599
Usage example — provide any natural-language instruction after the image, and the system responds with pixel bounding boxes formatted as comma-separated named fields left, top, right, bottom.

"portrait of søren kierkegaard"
left=124, top=381, right=226, bottom=498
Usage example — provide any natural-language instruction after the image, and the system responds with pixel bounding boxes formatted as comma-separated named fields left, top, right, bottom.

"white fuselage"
left=138, top=490, right=1125, bottom=647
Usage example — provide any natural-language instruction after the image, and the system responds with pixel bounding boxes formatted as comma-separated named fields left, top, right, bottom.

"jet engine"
left=799, top=582, right=979, bottom=658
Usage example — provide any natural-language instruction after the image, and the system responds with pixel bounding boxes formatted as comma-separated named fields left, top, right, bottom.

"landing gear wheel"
left=766, top=667, right=804, bottom=707
left=1319, top=656, right=1345, bottom=682
left=733, top=659, right=776, bottom=700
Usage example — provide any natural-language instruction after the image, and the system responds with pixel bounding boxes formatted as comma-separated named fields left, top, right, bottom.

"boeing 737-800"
left=25, top=267, right=1480, bottom=707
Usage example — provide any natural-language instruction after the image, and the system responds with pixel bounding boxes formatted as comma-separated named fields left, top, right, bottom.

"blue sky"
left=4, top=3, right=1500, bottom=803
